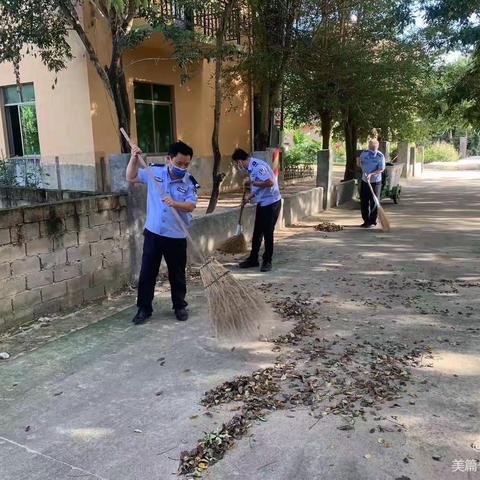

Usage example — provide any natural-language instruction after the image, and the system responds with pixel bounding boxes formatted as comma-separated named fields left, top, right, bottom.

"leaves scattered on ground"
left=178, top=289, right=430, bottom=477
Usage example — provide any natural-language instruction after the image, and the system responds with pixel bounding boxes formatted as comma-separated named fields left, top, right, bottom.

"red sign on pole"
left=273, top=108, right=282, bottom=128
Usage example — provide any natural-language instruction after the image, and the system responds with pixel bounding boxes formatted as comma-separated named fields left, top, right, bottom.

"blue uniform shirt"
left=360, top=150, right=386, bottom=184
left=248, top=157, right=282, bottom=207
left=138, top=166, right=197, bottom=239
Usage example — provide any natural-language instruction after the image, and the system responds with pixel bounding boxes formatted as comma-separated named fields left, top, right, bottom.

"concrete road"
left=1, top=169, right=480, bottom=480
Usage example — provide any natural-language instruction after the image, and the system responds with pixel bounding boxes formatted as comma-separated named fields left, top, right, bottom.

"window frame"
left=133, top=81, right=176, bottom=155
left=2, top=83, right=40, bottom=158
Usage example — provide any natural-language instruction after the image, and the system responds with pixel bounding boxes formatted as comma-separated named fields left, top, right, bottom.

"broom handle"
left=237, top=186, right=248, bottom=225
left=367, top=179, right=381, bottom=209
left=120, top=128, right=206, bottom=263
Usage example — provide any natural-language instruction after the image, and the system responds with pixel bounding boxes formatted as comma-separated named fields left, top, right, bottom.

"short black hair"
left=232, top=148, right=249, bottom=161
left=169, top=141, right=193, bottom=158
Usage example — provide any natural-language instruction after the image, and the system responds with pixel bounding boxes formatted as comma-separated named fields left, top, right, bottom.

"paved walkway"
left=1, top=169, right=479, bottom=480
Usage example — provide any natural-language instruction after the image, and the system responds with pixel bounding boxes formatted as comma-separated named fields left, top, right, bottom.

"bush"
left=285, top=130, right=321, bottom=165
left=424, top=142, right=460, bottom=164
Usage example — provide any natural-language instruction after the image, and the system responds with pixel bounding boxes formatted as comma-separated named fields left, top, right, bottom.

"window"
left=3, top=84, right=40, bottom=156
left=134, top=82, right=174, bottom=154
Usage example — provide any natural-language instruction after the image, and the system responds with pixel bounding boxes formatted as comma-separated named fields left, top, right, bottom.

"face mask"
left=170, top=164, right=187, bottom=178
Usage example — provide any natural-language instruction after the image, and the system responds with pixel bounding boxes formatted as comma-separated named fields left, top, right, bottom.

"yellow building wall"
left=84, top=10, right=251, bottom=159
left=0, top=33, right=95, bottom=165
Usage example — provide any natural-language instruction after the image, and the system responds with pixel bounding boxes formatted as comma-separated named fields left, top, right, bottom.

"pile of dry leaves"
left=314, top=221, right=344, bottom=232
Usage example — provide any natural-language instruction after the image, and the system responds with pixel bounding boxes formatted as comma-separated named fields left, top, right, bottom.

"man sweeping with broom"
left=126, top=141, right=197, bottom=325
left=358, top=138, right=386, bottom=228
left=232, top=148, right=282, bottom=272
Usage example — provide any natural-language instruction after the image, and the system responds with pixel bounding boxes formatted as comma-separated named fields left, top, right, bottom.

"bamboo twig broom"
left=367, top=180, right=391, bottom=232
left=217, top=186, right=248, bottom=254
left=120, top=128, right=269, bottom=339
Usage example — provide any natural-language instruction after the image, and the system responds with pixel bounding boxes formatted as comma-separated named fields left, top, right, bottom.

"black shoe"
left=360, top=223, right=370, bottom=228
left=260, top=261, right=272, bottom=272
left=239, top=258, right=260, bottom=269
left=175, top=308, right=188, bottom=321
left=132, top=309, right=151, bottom=325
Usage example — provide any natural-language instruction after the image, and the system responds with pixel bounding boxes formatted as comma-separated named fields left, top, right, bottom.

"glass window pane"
left=6, top=106, right=23, bottom=156
left=19, top=105, right=40, bottom=155
left=135, top=102, right=155, bottom=153
left=21, top=84, right=35, bottom=102
left=4, top=86, right=20, bottom=105
left=134, top=83, right=152, bottom=101
left=3, top=84, right=35, bottom=104
left=152, top=85, right=172, bottom=102
left=153, top=104, right=173, bottom=153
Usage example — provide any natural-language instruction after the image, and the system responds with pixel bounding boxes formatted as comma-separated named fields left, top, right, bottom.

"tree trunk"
left=206, top=0, right=236, bottom=214
left=343, top=116, right=358, bottom=181
left=206, top=52, right=224, bottom=214
left=256, top=83, right=271, bottom=151
left=320, top=109, right=332, bottom=150
left=108, top=53, right=131, bottom=153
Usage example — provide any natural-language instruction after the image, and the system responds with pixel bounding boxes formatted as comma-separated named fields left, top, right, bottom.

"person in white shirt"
left=231, top=148, right=282, bottom=272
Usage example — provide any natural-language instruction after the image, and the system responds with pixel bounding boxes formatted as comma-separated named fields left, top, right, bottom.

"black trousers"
left=360, top=180, right=381, bottom=225
left=137, top=229, right=187, bottom=314
left=249, top=200, right=282, bottom=263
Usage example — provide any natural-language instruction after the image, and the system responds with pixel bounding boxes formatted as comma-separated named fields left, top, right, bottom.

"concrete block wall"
left=0, top=194, right=130, bottom=332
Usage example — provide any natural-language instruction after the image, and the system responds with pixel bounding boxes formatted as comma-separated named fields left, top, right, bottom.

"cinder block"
left=105, top=273, right=129, bottom=295
left=33, top=298, right=63, bottom=317
left=54, top=232, right=78, bottom=251
left=52, top=202, right=76, bottom=219
left=121, top=249, right=131, bottom=265
left=11, top=256, right=41, bottom=276
left=13, top=289, right=42, bottom=312
left=100, top=223, right=120, bottom=240
left=118, top=209, right=127, bottom=222
left=89, top=211, right=111, bottom=226
left=0, top=228, right=10, bottom=246
left=27, top=270, right=53, bottom=289
left=0, top=208, right=23, bottom=228
left=93, top=268, right=115, bottom=287
left=102, top=250, right=123, bottom=268
left=0, top=297, right=13, bottom=317
left=0, top=262, right=11, bottom=279
left=78, top=228, right=101, bottom=245
left=65, top=214, right=89, bottom=232
left=21, top=222, right=40, bottom=242
left=66, top=244, right=91, bottom=264
left=53, top=264, right=82, bottom=283
left=119, top=221, right=129, bottom=236
left=41, top=281, right=67, bottom=302
left=0, top=243, right=25, bottom=263
left=23, top=206, right=48, bottom=223
left=64, top=290, right=84, bottom=309
left=75, top=198, right=98, bottom=216
left=67, top=274, right=91, bottom=293
left=0, top=276, right=26, bottom=299
left=81, top=256, right=103, bottom=275
left=90, top=239, right=115, bottom=257
left=39, top=218, right=65, bottom=238
left=84, top=285, right=106, bottom=302
left=97, top=196, right=119, bottom=211
left=39, top=250, right=67, bottom=270
left=9, top=225, right=23, bottom=245
left=26, top=237, right=53, bottom=256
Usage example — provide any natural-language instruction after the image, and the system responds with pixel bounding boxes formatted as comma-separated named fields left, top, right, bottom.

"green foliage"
left=285, top=130, right=321, bottom=165
left=424, top=142, right=460, bottom=163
